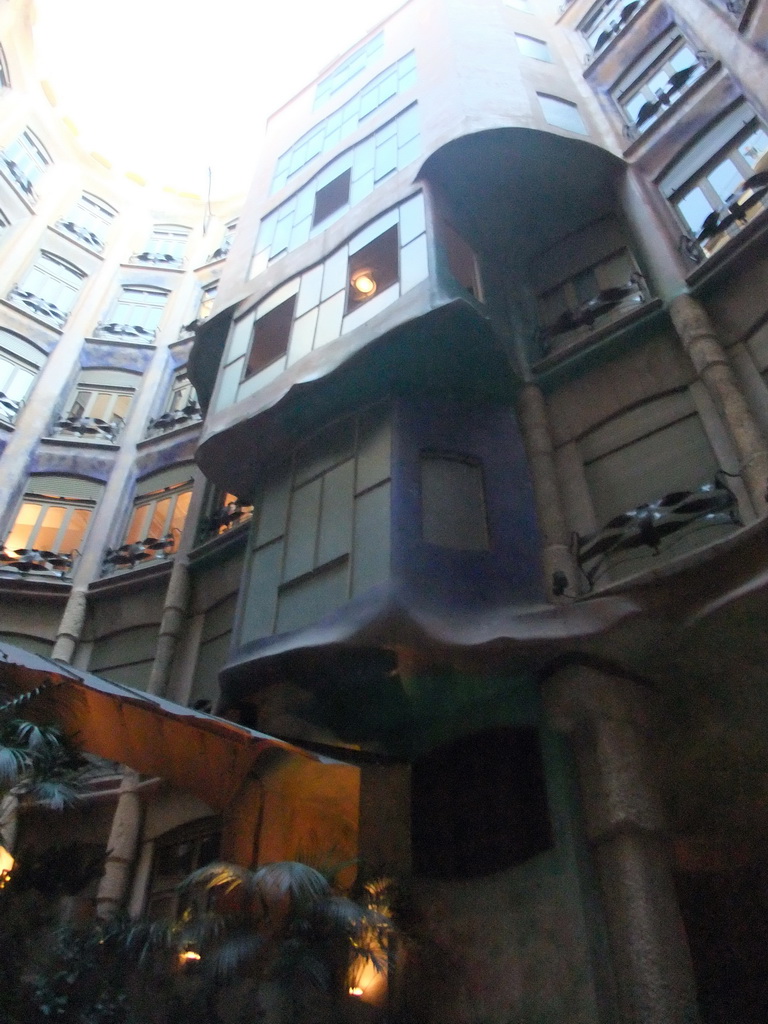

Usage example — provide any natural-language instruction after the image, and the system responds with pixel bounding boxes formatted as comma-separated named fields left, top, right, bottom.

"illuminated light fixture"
left=350, top=268, right=377, bottom=298
left=179, top=949, right=201, bottom=963
left=0, top=845, right=14, bottom=888
left=348, top=987, right=364, bottom=997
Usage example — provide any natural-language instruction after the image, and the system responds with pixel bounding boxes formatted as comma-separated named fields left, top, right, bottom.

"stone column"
left=146, top=559, right=191, bottom=697
left=95, top=769, right=142, bottom=919
left=51, top=586, right=89, bottom=663
left=670, top=294, right=768, bottom=515
left=543, top=664, right=700, bottom=1024
left=517, top=383, right=579, bottom=599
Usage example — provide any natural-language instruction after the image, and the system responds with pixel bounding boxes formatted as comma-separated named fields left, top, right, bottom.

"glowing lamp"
left=350, top=269, right=377, bottom=297
left=179, top=949, right=201, bottom=964
left=348, top=987, right=364, bottom=997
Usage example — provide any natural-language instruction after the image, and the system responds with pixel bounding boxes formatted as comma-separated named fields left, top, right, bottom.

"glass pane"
left=58, top=507, right=91, bottom=554
left=5, top=502, right=41, bottom=551
left=113, top=394, right=132, bottom=420
left=6, top=365, right=34, bottom=401
left=90, top=392, right=111, bottom=421
left=169, top=490, right=191, bottom=544
left=708, top=159, right=742, bottom=203
left=124, top=506, right=149, bottom=545
left=739, top=128, right=768, bottom=167
left=35, top=505, right=66, bottom=551
left=677, top=187, right=713, bottom=235
left=148, top=497, right=171, bottom=540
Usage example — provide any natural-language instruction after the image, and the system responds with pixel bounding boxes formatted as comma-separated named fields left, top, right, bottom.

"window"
left=255, top=105, right=420, bottom=270
left=147, top=819, right=221, bottom=919
left=271, top=52, right=416, bottom=193
left=9, top=252, right=85, bottom=327
left=208, top=219, right=237, bottom=262
left=55, top=369, right=137, bottom=442
left=57, top=193, right=116, bottom=251
left=580, top=0, right=650, bottom=52
left=119, top=473, right=193, bottom=557
left=2, top=476, right=101, bottom=571
left=1, top=129, right=50, bottom=200
left=662, top=106, right=768, bottom=256
left=314, top=32, right=384, bottom=108
left=148, top=370, right=200, bottom=433
left=537, top=94, right=588, bottom=135
left=99, top=286, right=169, bottom=340
left=133, top=224, right=190, bottom=268
left=245, top=294, right=297, bottom=379
left=0, top=44, right=9, bottom=88
left=346, top=224, right=399, bottom=313
left=201, top=490, right=253, bottom=539
left=616, top=33, right=707, bottom=133
left=421, top=454, right=489, bottom=550
left=313, top=169, right=351, bottom=227
left=515, top=34, right=552, bottom=62
left=411, top=727, right=552, bottom=879
left=197, top=281, right=218, bottom=321
left=0, top=334, right=43, bottom=423
left=438, top=217, right=483, bottom=299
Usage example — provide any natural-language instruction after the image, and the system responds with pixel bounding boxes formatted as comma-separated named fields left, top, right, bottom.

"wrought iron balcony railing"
left=206, top=240, right=231, bottom=263
left=130, top=251, right=185, bottom=268
left=102, top=534, right=175, bottom=572
left=94, top=321, right=157, bottom=342
left=1, top=156, right=36, bottom=201
left=55, top=218, right=104, bottom=251
left=540, top=275, right=647, bottom=350
left=199, top=499, right=253, bottom=542
left=7, top=287, right=68, bottom=326
left=52, top=414, right=123, bottom=443
left=0, top=393, right=23, bottom=425
left=147, top=400, right=201, bottom=435
left=575, top=480, right=739, bottom=587
left=0, top=546, right=74, bottom=576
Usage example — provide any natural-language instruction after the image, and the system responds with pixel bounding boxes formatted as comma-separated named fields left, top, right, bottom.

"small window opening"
left=245, top=294, right=297, bottom=379
left=346, top=225, right=399, bottom=313
left=313, top=169, right=352, bottom=227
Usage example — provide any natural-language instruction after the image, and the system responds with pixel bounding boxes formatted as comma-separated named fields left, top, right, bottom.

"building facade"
left=2, top=0, right=768, bottom=1020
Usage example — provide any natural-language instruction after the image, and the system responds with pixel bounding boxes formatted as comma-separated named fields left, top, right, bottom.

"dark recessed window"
left=346, top=224, right=399, bottom=313
left=421, top=453, right=489, bottom=550
left=313, top=169, right=352, bottom=227
left=245, top=294, right=297, bottom=379
left=411, top=726, right=552, bottom=879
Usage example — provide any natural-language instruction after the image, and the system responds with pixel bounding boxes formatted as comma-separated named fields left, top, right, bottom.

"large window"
left=148, top=370, right=200, bottom=433
left=120, top=472, right=194, bottom=557
left=315, top=32, right=384, bottom=108
left=615, top=32, right=707, bottom=134
left=98, top=286, right=169, bottom=340
left=580, top=0, right=650, bottom=53
left=0, top=333, right=43, bottom=423
left=55, top=368, right=137, bottom=442
left=9, top=252, right=85, bottom=327
left=245, top=293, right=297, bottom=379
left=538, top=94, right=588, bottom=135
left=207, top=219, right=237, bottom=263
left=147, top=818, right=221, bottom=919
left=2, top=475, right=101, bottom=571
left=271, top=51, right=416, bottom=193
left=1, top=129, right=50, bottom=200
left=421, top=454, right=489, bottom=550
left=57, top=193, right=117, bottom=251
left=515, top=34, right=552, bottom=62
left=132, top=225, right=190, bottom=268
left=254, top=105, right=420, bottom=272
left=197, top=281, right=218, bottom=321
left=661, top=104, right=768, bottom=257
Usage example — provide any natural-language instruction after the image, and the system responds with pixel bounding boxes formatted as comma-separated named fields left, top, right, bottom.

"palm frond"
left=252, top=861, right=332, bottom=917
left=16, top=778, right=79, bottom=811
left=182, top=860, right=252, bottom=896
left=205, top=929, right=264, bottom=980
left=0, top=745, right=29, bottom=786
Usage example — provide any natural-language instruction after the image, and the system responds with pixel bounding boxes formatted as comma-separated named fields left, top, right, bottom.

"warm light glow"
left=348, top=987, right=364, bottom=996
left=351, top=270, right=377, bottom=297
left=179, top=950, right=201, bottom=963
left=0, top=846, right=14, bottom=888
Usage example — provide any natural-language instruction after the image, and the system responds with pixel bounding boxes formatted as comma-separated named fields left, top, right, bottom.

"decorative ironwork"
left=575, top=480, right=739, bottom=586
left=55, top=219, right=104, bottom=251
left=206, top=241, right=231, bottom=263
left=0, top=392, right=23, bottom=424
left=201, top=498, right=253, bottom=540
left=541, top=275, right=646, bottom=346
left=53, top=414, right=123, bottom=443
left=0, top=547, right=74, bottom=575
left=103, top=534, right=174, bottom=571
left=130, top=251, right=184, bottom=268
left=695, top=171, right=768, bottom=246
left=1, top=156, right=34, bottom=199
left=679, top=234, right=704, bottom=264
left=593, top=0, right=641, bottom=51
left=633, top=64, right=700, bottom=129
left=147, top=400, right=201, bottom=434
left=8, top=287, right=67, bottom=326
left=95, top=321, right=157, bottom=341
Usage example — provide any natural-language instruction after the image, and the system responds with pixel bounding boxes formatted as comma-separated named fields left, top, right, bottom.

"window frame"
left=1, top=129, right=51, bottom=200
left=10, top=251, right=86, bottom=327
left=122, top=477, right=194, bottom=553
left=133, top=224, right=190, bottom=268
left=99, top=285, right=169, bottom=340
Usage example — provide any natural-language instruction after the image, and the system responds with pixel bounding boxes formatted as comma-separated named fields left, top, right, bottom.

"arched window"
left=133, top=224, right=190, bottom=268
left=54, top=367, right=140, bottom=442
left=98, top=285, right=169, bottom=340
left=0, top=331, right=45, bottom=423
left=104, top=467, right=194, bottom=572
left=10, top=251, right=86, bottom=327
left=58, top=193, right=117, bottom=251
left=1, top=128, right=51, bottom=201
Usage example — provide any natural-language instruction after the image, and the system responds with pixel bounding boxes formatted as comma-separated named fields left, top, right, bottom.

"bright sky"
left=32, top=0, right=405, bottom=198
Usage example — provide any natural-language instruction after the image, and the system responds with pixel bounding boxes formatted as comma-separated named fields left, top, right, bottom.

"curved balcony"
left=130, top=251, right=185, bottom=269
left=102, top=534, right=174, bottom=573
left=94, top=321, right=157, bottom=342
left=0, top=393, right=23, bottom=424
left=55, top=218, right=104, bottom=251
left=1, top=155, right=35, bottom=200
left=51, top=414, right=123, bottom=443
left=7, top=287, right=68, bottom=327
left=147, top=400, right=201, bottom=435
left=0, top=546, right=73, bottom=576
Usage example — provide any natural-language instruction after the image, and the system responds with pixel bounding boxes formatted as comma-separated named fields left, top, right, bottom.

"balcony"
left=55, top=219, right=104, bottom=252
left=205, top=240, right=231, bottom=264
left=539, top=275, right=647, bottom=354
left=102, top=534, right=175, bottom=573
left=0, top=393, right=23, bottom=425
left=0, top=546, right=74, bottom=576
left=94, top=321, right=157, bottom=342
left=130, top=251, right=185, bottom=269
left=7, top=287, right=68, bottom=327
left=51, top=414, right=123, bottom=443
left=575, top=480, right=740, bottom=587
left=147, top=400, right=201, bottom=435
left=1, top=156, right=35, bottom=201
left=198, top=498, right=253, bottom=544
left=583, top=0, right=648, bottom=55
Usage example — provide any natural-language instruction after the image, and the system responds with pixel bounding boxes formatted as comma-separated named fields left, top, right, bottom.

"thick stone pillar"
left=517, top=383, right=579, bottom=599
left=670, top=294, right=768, bottom=515
left=51, top=587, right=89, bottom=663
left=147, top=559, right=191, bottom=697
left=95, top=769, right=142, bottom=919
left=544, top=664, right=700, bottom=1024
